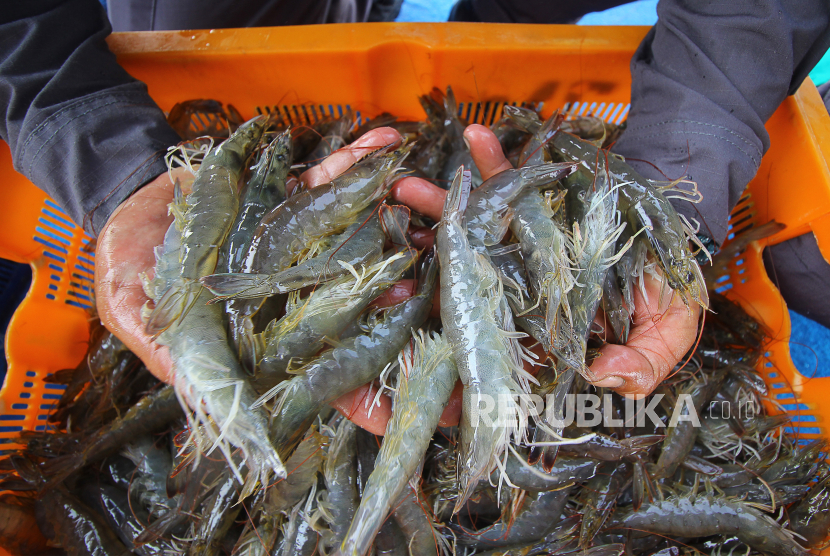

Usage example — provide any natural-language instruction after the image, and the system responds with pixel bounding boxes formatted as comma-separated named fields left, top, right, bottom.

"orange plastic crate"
left=1, top=23, right=829, bottom=548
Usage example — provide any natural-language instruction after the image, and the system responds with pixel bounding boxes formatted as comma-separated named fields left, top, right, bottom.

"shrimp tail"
left=145, top=278, right=202, bottom=337
left=380, top=204, right=412, bottom=248
left=538, top=109, right=564, bottom=143
left=201, top=273, right=279, bottom=300
left=417, top=249, right=439, bottom=296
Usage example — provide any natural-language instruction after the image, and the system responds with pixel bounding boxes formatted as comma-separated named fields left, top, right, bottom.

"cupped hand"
left=95, top=127, right=406, bottom=387
left=96, top=168, right=188, bottom=384
left=391, top=124, right=701, bottom=400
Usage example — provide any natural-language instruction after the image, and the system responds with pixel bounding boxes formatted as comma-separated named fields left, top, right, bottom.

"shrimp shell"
left=612, top=493, right=811, bottom=556
left=338, top=330, right=458, bottom=556
left=437, top=167, right=530, bottom=511
left=146, top=115, right=267, bottom=336
left=263, top=251, right=437, bottom=460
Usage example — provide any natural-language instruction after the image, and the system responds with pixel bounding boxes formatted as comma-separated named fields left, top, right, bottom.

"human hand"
left=95, top=128, right=411, bottom=388
left=95, top=168, right=188, bottom=384
left=390, top=124, right=700, bottom=400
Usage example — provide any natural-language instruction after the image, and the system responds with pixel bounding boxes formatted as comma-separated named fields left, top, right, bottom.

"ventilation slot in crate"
left=33, top=199, right=94, bottom=310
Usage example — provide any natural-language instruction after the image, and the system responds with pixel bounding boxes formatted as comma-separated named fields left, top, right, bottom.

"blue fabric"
left=811, top=50, right=830, bottom=86
left=396, top=0, right=456, bottom=21
left=789, top=310, right=830, bottom=379
left=577, top=0, right=657, bottom=26
left=0, top=259, right=32, bottom=383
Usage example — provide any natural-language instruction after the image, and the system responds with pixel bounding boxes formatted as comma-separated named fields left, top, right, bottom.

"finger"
left=331, top=383, right=392, bottom=436
left=589, top=272, right=701, bottom=398
left=370, top=279, right=441, bottom=318
left=331, top=378, right=464, bottom=436
left=465, top=124, right=513, bottom=180
left=301, top=127, right=402, bottom=188
left=391, top=177, right=446, bottom=222
left=410, top=227, right=436, bottom=250
left=438, top=381, right=463, bottom=427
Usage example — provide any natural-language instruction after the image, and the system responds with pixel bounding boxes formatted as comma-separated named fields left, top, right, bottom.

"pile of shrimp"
left=0, top=88, right=826, bottom=556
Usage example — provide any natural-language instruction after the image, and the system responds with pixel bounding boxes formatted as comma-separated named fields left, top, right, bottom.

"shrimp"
left=508, top=187, right=574, bottom=359
left=502, top=105, right=562, bottom=167
left=374, top=519, right=409, bottom=556
left=492, top=449, right=599, bottom=492
left=450, top=489, right=575, bottom=549
left=146, top=115, right=267, bottom=335
left=201, top=203, right=387, bottom=301
left=189, top=468, right=243, bottom=556
left=225, top=128, right=293, bottom=274
left=550, top=130, right=708, bottom=308
left=656, top=369, right=728, bottom=478
left=147, top=205, right=287, bottom=495
left=35, top=486, right=131, bottom=556
left=391, top=485, right=445, bottom=556
left=254, top=217, right=418, bottom=384
left=338, top=330, right=458, bottom=556
left=788, top=470, right=830, bottom=548
left=231, top=142, right=412, bottom=357
left=269, top=429, right=328, bottom=512
left=437, top=167, right=530, bottom=511
left=558, top=431, right=662, bottom=461
left=77, top=481, right=178, bottom=556
left=304, top=110, right=353, bottom=167
left=579, top=462, right=631, bottom=548
left=261, top=251, right=437, bottom=459
left=611, top=491, right=811, bottom=556
left=281, top=486, right=322, bottom=556
left=121, top=435, right=176, bottom=518
left=562, top=156, right=628, bottom=376
left=489, top=248, right=552, bottom=352
left=465, top=162, right=575, bottom=246
left=40, top=385, right=181, bottom=488
left=316, top=418, right=360, bottom=553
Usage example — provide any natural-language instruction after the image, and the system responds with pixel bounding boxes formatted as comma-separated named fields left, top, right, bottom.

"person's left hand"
left=340, top=124, right=700, bottom=434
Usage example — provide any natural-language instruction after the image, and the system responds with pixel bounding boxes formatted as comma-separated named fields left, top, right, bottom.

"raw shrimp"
left=36, top=486, right=131, bottom=556
left=146, top=115, right=267, bottom=335
left=450, top=489, right=575, bottom=549
left=338, top=331, right=458, bottom=556
left=579, top=462, right=631, bottom=548
left=262, top=251, right=437, bottom=459
left=149, top=208, right=287, bottom=494
left=465, top=162, right=575, bottom=246
left=656, top=369, right=727, bottom=478
left=231, top=142, right=412, bottom=358
left=41, top=385, right=181, bottom=487
left=493, top=449, right=599, bottom=492
left=550, top=130, right=708, bottom=308
left=225, top=128, right=293, bottom=274
left=316, top=418, right=360, bottom=552
left=189, top=469, right=242, bottom=556
left=511, top=189, right=575, bottom=349
left=255, top=220, right=417, bottom=383
left=202, top=203, right=387, bottom=300
left=611, top=491, right=810, bottom=556
left=437, top=167, right=530, bottom=510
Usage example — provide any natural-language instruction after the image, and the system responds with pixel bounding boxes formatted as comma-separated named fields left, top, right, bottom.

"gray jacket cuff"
left=14, top=84, right=180, bottom=236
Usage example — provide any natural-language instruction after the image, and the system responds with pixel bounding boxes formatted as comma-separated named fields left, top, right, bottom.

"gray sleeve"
left=0, top=0, right=181, bottom=236
left=611, top=0, right=830, bottom=247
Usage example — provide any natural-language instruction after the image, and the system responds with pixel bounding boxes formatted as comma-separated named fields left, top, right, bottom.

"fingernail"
left=592, top=376, right=624, bottom=388
left=462, top=135, right=471, bottom=150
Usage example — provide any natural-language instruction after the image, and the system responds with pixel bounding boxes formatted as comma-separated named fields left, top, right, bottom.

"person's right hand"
left=95, top=168, right=190, bottom=384
left=95, top=128, right=411, bottom=387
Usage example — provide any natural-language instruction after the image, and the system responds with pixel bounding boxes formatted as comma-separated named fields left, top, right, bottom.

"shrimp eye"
left=685, top=271, right=694, bottom=283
